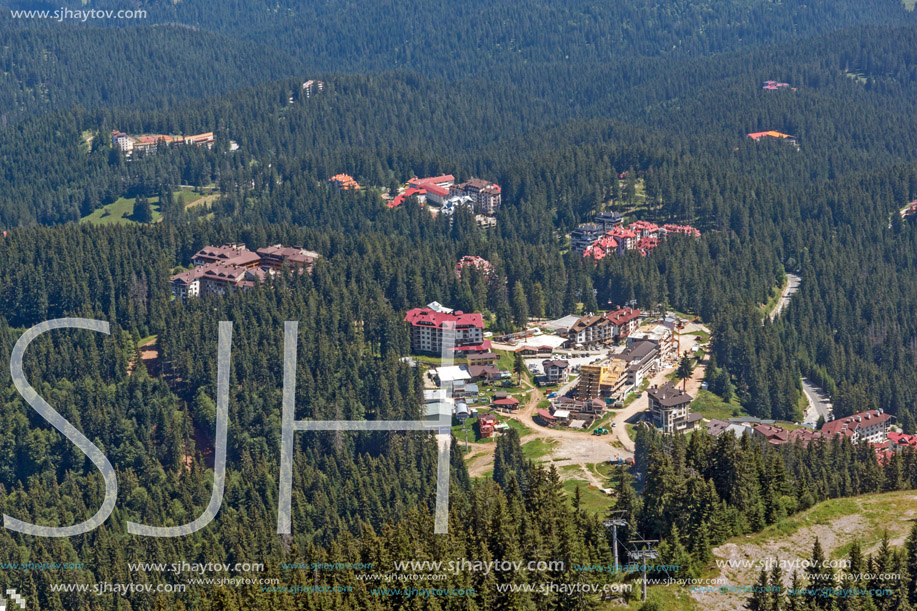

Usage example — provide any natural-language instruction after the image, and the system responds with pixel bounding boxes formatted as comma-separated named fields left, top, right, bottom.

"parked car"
left=611, top=422, right=617, bottom=428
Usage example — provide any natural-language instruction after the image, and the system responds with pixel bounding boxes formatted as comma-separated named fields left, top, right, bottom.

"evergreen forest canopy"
left=0, top=0, right=915, bottom=608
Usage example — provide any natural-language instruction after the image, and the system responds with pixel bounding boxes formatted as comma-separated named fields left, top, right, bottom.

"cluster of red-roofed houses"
left=454, top=255, right=494, bottom=278
left=572, top=215, right=700, bottom=260
left=111, top=130, right=215, bottom=155
left=706, top=409, right=907, bottom=462
left=388, top=174, right=502, bottom=215
left=762, top=80, right=796, bottom=91
left=170, top=243, right=320, bottom=302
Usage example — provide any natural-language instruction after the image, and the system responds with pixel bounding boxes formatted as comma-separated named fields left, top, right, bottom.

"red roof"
left=389, top=187, right=426, bottom=208
left=662, top=224, right=701, bottom=238
left=583, top=235, right=619, bottom=260
left=889, top=431, right=917, bottom=448
left=606, top=307, right=641, bottom=326
left=636, top=236, right=659, bottom=255
left=423, top=183, right=450, bottom=197
left=404, top=307, right=483, bottom=329
left=452, top=340, right=493, bottom=352
left=629, top=220, right=660, bottom=233
left=408, top=175, right=455, bottom=198
left=410, top=175, right=454, bottom=186
left=821, top=410, right=892, bottom=437
left=609, top=226, right=638, bottom=239
left=537, top=409, right=557, bottom=421
left=493, top=398, right=520, bottom=406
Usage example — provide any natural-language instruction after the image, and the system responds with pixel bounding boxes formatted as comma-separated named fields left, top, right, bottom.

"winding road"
left=769, top=272, right=802, bottom=321
left=801, top=377, right=833, bottom=426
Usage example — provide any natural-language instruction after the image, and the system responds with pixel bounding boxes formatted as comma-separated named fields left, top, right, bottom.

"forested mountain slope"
left=0, top=24, right=303, bottom=125
left=64, top=0, right=917, bottom=72
left=0, top=2, right=915, bottom=609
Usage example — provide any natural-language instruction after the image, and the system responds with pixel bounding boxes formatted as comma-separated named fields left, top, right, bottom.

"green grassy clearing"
left=80, top=190, right=203, bottom=225
left=690, top=389, right=747, bottom=420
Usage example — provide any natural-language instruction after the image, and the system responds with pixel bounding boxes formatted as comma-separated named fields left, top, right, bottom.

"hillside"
left=694, top=491, right=917, bottom=610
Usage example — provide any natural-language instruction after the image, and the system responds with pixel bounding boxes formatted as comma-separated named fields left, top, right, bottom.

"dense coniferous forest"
left=0, top=0, right=915, bottom=608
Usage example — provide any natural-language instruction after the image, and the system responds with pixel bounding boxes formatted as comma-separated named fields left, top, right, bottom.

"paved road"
left=769, top=273, right=802, bottom=321
left=801, top=377, right=832, bottom=425
left=607, top=321, right=709, bottom=450
left=465, top=320, right=711, bottom=476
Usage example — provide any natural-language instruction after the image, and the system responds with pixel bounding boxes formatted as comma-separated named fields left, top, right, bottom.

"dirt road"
left=466, top=321, right=710, bottom=480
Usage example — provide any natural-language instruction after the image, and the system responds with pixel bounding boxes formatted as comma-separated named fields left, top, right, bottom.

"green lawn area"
left=137, top=335, right=157, bottom=348
left=504, top=417, right=532, bottom=437
left=732, top=491, right=914, bottom=549
left=451, top=410, right=531, bottom=444
left=690, top=389, right=747, bottom=420
left=495, top=350, right=515, bottom=370
left=81, top=196, right=161, bottom=225
left=411, top=354, right=445, bottom=367
left=452, top=420, right=488, bottom=443
left=682, top=329, right=710, bottom=343
left=560, top=478, right=612, bottom=516
left=587, top=412, right=612, bottom=432
left=618, top=586, right=698, bottom=610
left=80, top=130, right=94, bottom=153
left=80, top=190, right=203, bottom=226
left=521, top=438, right=556, bottom=460
left=566, top=480, right=612, bottom=515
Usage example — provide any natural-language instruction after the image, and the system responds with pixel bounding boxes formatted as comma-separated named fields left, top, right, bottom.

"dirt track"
left=466, top=321, right=709, bottom=479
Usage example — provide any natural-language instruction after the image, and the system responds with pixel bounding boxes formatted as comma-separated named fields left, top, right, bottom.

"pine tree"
left=807, top=537, right=835, bottom=609
left=511, top=281, right=529, bottom=328
left=748, top=567, right=770, bottom=611
left=769, top=562, right=786, bottom=611
left=134, top=195, right=154, bottom=223
left=906, top=523, right=917, bottom=605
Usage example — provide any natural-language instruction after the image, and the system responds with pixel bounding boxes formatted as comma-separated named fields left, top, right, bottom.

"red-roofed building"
left=389, top=187, right=427, bottom=208
left=404, top=307, right=485, bottom=354
left=753, top=424, right=790, bottom=445
left=455, top=255, right=494, bottom=278
left=629, top=220, right=661, bottom=238
left=256, top=245, right=320, bottom=272
left=788, top=428, right=823, bottom=447
left=582, top=235, right=620, bottom=260
left=192, top=244, right=262, bottom=268
left=478, top=414, right=497, bottom=438
left=408, top=175, right=455, bottom=205
left=492, top=397, right=520, bottom=410
left=329, top=174, right=361, bottom=190
left=888, top=431, right=917, bottom=453
left=662, top=224, right=702, bottom=238
left=636, top=236, right=660, bottom=256
left=608, top=226, right=638, bottom=250
left=451, top=178, right=502, bottom=214
left=876, top=449, right=896, bottom=466
left=173, top=243, right=319, bottom=302
left=536, top=409, right=557, bottom=426
left=605, top=307, right=642, bottom=339
left=821, top=410, right=893, bottom=444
